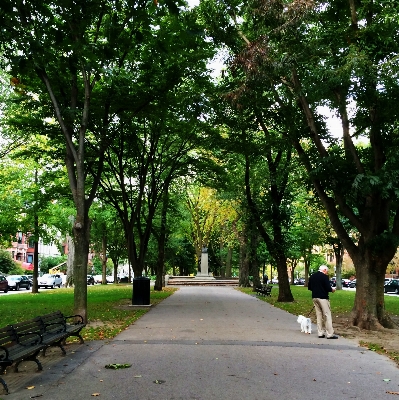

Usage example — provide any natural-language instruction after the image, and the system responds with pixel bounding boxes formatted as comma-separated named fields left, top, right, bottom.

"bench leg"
left=67, top=330, right=85, bottom=344
left=43, top=341, right=66, bottom=357
left=0, top=376, right=9, bottom=394
left=14, top=351, right=43, bottom=373
left=71, top=333, right=84, bottom=344
left=0, top=364, right=11, bottom=394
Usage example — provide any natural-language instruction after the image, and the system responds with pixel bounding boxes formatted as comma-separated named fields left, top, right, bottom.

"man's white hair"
left=319, top=265, right=329, bottom=272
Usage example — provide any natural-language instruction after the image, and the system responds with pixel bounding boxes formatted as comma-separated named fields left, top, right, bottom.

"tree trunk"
left=72, top=217, right=90, bottom=323
left=275, top=253, right=294, bottom=302
left=32, top=213, right=39, bottom=293
left=303, top=254, right=310, bottom=287
left=225, top=247, right=232, bottom=278
left=32, top=170, right=39, bottom=294
left=289, top=259, right=298, bottom=286
left=249, top=220, right=261, bottom=290
left=239, top=235, right=250, bottom=287
left=126, top=228, right=141, bottom=278
left=155, top=185, right=169, bottom=291
left=101, top=234, right=107, bottom=285
left=332, top=241, right=344, bottom=290
left=219, top=240, right=225, bottom=278
left=112, top=257, right=119, bottom=284
left=351, top=250, right=395, bottom=330
left=66, top=233, right=74, bottom=287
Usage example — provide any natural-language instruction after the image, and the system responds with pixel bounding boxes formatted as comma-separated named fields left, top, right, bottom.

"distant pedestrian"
left=263, top=274, right=268, bottom=285
left=308, top=265, right=338, bottom=339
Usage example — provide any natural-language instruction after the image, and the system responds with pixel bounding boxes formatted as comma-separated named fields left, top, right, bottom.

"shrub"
left=0, top=248, right=17, bottom=274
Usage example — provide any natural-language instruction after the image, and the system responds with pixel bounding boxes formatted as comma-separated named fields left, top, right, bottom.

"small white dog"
left=297, top=315, right=312, bottom=334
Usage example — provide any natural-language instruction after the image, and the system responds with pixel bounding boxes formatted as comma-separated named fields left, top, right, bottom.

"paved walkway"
left=3, top=286, right=399, bottom=399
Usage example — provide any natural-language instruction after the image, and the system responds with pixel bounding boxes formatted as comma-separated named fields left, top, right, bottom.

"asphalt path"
left=2, top=285, right=399, bottom=400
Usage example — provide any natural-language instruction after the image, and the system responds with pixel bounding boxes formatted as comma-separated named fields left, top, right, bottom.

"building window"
left=27, top=254, right=33, bottom=263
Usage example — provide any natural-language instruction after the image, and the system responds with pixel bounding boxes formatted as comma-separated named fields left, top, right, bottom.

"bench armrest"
left=0, top=345, right=10, bottom=360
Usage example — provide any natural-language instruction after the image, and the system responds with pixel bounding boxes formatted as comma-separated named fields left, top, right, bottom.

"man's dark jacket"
left=308, top=271, right=332, bottom=299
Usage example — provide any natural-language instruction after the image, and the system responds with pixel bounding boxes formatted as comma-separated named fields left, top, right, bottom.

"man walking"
left=308, top=265, right=338, bottom=339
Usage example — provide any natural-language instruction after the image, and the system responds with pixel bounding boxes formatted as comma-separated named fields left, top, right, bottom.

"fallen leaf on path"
left=384, top=379, right=391, bottom=382
left=105, top=363, right=131, bottom=369
left=153, top=380, right=166, bottom=384
left=386, top=392, right=399, bottom=395
left=26, top=386, right=35, bottom=390
left=91, top=393, right=100, bottom=396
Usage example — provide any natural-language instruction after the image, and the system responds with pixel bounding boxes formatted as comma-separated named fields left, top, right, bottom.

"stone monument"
left=195, top=246, right=215, bottom=280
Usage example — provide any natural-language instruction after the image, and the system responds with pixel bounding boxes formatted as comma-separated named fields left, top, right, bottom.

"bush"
left=39, top=255, right=67, bottom=273
left=342, top=268, right=356, bottom=279
left=0, top=249, right=17, bottom=274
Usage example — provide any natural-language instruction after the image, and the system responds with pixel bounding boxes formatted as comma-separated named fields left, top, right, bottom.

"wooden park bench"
left=0, top=324, right=45, bottom=394
left=255, top=284, right=273, bottom=297
left=0, top=311, right=85, bottom=394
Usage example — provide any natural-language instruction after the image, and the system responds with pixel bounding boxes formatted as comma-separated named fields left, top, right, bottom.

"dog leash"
left=306, top=306, right=315, bottom=318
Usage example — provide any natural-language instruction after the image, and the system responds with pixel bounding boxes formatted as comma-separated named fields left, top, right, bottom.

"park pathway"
left=4, top=286, right=399, bottom=399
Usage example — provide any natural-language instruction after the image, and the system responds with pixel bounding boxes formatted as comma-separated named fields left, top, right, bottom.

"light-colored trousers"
left=312, top=298, right=334, bottom=337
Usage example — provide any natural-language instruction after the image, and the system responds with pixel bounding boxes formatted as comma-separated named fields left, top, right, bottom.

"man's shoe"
left=326, top=335, right=338, bottom=339
left=318, top=335, right=325, bottom=338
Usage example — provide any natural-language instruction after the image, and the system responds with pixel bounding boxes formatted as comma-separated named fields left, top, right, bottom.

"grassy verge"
left=359, top=341, right=399, bottom=365
left=1, top=284, right=177, bottom=341
left=238, top=285, right=399, bottom=317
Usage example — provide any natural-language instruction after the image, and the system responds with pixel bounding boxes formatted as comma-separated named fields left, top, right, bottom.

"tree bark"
left=351, top=250, right=395, bottom=329
left=72, top=216, right=90, bottom=323
left=225, top=247, right=232, bottom=278
left=154, top=185, right=169, bottom=291
left=101, top=234, right=107, bottom=285
left=333, top=240, right=344, bottom=290
left=66, top=233, right=74, bottom=288
left=239, top=243, right=250, bottom=287
left=32, top=213, right=39, bottom=293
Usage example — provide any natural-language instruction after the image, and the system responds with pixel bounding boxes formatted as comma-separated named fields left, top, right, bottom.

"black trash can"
left=132, top=276, right=150, bottom=305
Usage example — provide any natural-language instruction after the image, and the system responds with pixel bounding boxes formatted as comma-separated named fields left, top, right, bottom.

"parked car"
left=0, top=275, right=8, bottom=293
left=342, top=279, right=351, bottom=288
left=87, top=275, right=95, bottom=285
left=93, top=275, right=103, bottom=284
left=106, top=275, right=114, bottom=283
left=384, top=279, right=399, bottom=294
left=38, top=273, right=63, bottom=289
left=6, top=275, right=32, bottom=291
left=331, top=279, right=351, bottom=288
left=349, top=279, right=356, bottom=288
left=293, top=278, right=305, bottom=285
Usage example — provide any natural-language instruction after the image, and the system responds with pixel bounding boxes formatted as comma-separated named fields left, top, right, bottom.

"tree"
left=90, top=203, right=127, bottom=284
left=289, top=192, right=330, bottom=286
left=0, top=0, right=207, bottom=321
left=202, top=0, right=399, bottom=328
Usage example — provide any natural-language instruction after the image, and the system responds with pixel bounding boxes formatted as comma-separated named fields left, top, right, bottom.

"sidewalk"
left=3, top=286, right=398, bottom=399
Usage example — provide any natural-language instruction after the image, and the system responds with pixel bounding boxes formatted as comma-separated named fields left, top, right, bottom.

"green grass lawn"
left=238, top=284, right=399, bottom=319
left=0, top=284, right=176, bottom=341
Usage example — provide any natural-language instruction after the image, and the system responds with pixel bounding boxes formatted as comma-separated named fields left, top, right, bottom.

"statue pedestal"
left=195, top=251, right=215, bottom=280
